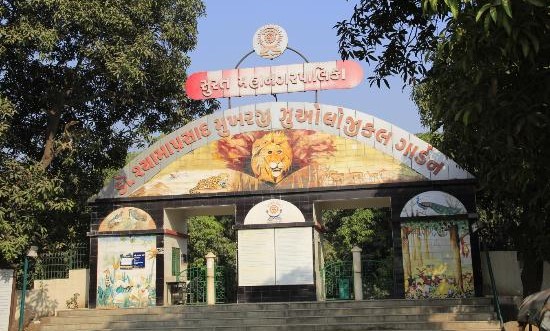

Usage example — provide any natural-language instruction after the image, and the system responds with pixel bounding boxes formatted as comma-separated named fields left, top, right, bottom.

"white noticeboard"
left=0, top=269, right=14, bottom=331
left=275, top=227, right=313, bottom=285
left=238, top=228, right=313, bottom=286
left=238, top=229, right=276, bottom=286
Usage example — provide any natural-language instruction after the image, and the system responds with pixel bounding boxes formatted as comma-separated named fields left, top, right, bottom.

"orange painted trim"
left=314, top=222, right=326, bottom=233
left=163, top=229, right=188, bottom=238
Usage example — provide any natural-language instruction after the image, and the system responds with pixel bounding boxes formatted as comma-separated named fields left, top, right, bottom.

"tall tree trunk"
left=520, top=248, right=543, bottom=297
left=449, top=224, right=463, bottom=291
left=423, top=228, right=431, bottom=259
left=411, top=230, right=417, bottom=263
left=415, top=230, right=423, bottom=266
left=401, top=227, right=412, bottom=287
left=40, top=109, right=61, bottom=170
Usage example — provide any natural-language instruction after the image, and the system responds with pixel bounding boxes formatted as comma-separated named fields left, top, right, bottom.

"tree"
left=337, top=0, right=550, bottom=296
left=0, top=0, right=216, bottom=266
left=322, top=208, right=391, bottom=262
left=0, top=102, right=73, bottom=266
left=187, top=216, right=237, bottom=269
left=322, top=208, right=393, bottom=298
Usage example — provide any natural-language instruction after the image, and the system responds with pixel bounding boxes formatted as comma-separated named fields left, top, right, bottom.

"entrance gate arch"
left=88, top=102, right=481, bottom=306
left=313, top=197, right=393, bottom=301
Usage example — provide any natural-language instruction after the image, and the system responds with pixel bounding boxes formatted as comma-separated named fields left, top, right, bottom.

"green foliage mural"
left=401, top=220, right=473, bottom=299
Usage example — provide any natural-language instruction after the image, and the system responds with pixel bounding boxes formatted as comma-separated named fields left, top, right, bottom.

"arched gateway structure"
left=89, top=102, right=482, bottom=307
left=88, top=25, right=481, bottom=308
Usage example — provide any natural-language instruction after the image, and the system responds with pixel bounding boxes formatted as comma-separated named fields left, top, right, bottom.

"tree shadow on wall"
left=21, top=281, right=59, bottom=326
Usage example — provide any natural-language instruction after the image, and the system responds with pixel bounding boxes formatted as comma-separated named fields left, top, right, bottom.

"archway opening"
left=315, top=198, right=394, bottom=300
left=164, top=205, right=237, bottom=304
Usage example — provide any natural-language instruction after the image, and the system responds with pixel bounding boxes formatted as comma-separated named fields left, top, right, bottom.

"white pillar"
left=205, top=252, right=216, bottom=305
left=351, top=246, right=363, bottom=301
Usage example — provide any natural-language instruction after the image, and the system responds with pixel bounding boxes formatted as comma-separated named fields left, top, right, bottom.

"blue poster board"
left=133, top=252, right=145, bottom=268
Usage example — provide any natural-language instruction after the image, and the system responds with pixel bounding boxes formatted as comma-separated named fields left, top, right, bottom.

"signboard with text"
left=133, top=252, right=145, bottom=268
left=185, top=60, right=363, bottom=100
left=98, top=102, right=473, bottom=199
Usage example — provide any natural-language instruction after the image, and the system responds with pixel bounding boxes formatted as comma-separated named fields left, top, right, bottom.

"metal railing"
left=321, top=260, right=354, bottom=300
left=35, top=246, right=88, bottom=280
left=172, top=264, right=227, bottom=305
left=322, top=258, right=394, bottom=300
left=187, top=266, right=207, bottom=304
left=214, top=265, right=226, bottom=304
left=483, top=242, right=504, bottom=329
left=361, top=259, right=393, bottom=299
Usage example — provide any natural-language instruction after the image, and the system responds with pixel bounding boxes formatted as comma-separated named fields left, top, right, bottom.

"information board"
left=275, top=227, right=313, bottom=285
left=133, top=252, right=145, bottom=268
left=238, top=229, right=276, bottom=286
left=238, top=227, right=313, bottom=286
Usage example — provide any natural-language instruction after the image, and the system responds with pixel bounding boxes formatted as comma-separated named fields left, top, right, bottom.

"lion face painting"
left=251, top=132, right=292, bottom=184
left=214, top=130, right=337, bottom=187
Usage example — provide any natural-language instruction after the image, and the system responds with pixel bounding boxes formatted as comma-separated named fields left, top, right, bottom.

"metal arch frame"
left=228, top=46, right=319, bottom=109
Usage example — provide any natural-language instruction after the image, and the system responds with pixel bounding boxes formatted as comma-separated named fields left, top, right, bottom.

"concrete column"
left=351, top=246, right=363, bottom=301
left=205, top=252, right=216, bottom=305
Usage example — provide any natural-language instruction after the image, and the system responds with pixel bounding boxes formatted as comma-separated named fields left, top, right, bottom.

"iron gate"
left=322, top=258, right=393, bottom=300
left=184, top=265, right=226, bottom=304
left=321, top=260, right=353, bottom=300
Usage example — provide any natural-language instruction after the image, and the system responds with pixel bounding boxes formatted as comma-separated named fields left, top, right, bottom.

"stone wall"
left=481, top=251, right=550, bottom=296
left=13, top=269, right=88, bottom=324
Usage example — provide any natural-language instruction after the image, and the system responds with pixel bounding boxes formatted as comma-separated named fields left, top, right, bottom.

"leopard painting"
left=189, top=173, right=231, bottom=194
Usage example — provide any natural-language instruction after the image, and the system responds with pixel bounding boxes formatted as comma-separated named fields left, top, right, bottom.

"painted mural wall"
left=98, top=103, right=473, bottom=199
left=400, top=220, right=473, bottom=299
left=96, top=236, right=157, bottom=308
left=98, top=207, right=156, bottom=232
left=130, top=129, right=424, bottom=197
left=400, top=191, right=467, bottom=217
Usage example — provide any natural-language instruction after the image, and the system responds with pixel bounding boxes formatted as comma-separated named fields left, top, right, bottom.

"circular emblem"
left=266, top=200, right=283, bottom=222
left=253, top=24, right=288, bottom=60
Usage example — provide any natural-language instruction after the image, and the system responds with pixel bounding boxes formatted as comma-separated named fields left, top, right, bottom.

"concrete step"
left=39, top=298, right=502, bottom=331
left=54, top=298, right=494, bottom=317
left=42, top=311, right=496, bottom=325
left=41, top=322, right=502, bottom=331
left=47, top=304, right=493, bottom=322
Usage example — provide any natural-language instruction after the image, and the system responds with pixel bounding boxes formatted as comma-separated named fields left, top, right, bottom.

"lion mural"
left=251, top=132, right=292, bottom=184
left=128, top=129, right=426, bottom=196
left=216, top=130, right=336, bottom=185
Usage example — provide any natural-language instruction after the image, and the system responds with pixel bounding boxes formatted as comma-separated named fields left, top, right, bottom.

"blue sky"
left=187, top=1, right=425, bottom=134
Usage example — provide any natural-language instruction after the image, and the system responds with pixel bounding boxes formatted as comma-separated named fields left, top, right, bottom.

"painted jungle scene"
left=130, top=129, right=424, bottom=196
left=96, top=236, right=157, bottom=308
left=401, top=220, right=473, bottom=299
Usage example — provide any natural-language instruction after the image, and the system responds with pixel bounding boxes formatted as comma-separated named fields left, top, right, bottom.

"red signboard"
left=185, top=60, right=363, bottom=100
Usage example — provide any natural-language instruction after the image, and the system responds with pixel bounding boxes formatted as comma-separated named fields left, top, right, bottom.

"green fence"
left=322, top=258, right=393, bottom=300
left=187, top=265, right=207, bottom=304
left=214, top=265, right=226, bottom=303
left=15, top=246, right=88, bottom=289
left=35, top=246, right=89, bottom=280
left=184, top=264, right=227, bottom=304
left=361, top=258, right=393, bottom=299
left=321, top=260, right=354, bottom=300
